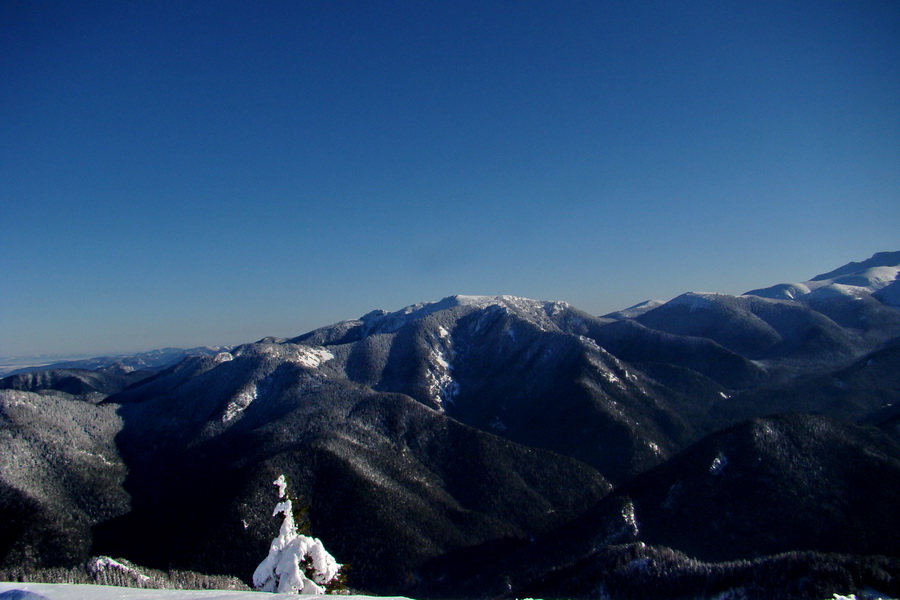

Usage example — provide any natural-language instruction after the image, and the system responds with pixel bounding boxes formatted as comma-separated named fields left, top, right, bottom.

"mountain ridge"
left=2, top=250, right=899, bottom=598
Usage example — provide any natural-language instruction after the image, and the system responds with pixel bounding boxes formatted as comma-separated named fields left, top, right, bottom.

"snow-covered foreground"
left=0, top=582, right=413, bottom=600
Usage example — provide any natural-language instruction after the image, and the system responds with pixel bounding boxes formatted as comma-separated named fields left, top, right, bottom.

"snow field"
left=0, top=582, right=413, bottom=600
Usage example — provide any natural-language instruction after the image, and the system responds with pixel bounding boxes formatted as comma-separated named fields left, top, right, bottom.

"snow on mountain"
left=811, top=251, right=900, bottom=282
left=423, top=325, right=458, bottom=410
left=454, top=294, right=571, bottom=324
left=666, top=292, right=729, bottom=311
left=232, top=344, right=334, bottom=369
left=602, top=299, right=665, bottom=319
left=290, top=292, right=688, bottom=484
left=3, top=251, right=900, bottom=600
left=745, top=253, right=900, bottom=303
left=356, top=294, right=573, bottom=337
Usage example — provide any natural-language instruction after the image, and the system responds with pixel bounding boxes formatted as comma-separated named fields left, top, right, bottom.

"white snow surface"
left=232, top=344, right=334, bottom=369
left=668, top=292, right=726, bottom=311
left=425, top=326, right=458, bottom=408
left=606, top=299, right=665, bottom=318
left=291, top=346, right=335, bottom=369
left=273, top=474, right=288, bottom=499
left=709, top=453, right=728, bottom=475
left=222, top=385, right=258, bottom=423
left=621, top=500, right=639, bottom=537
left=253, top=477, right=342, bottom=595
left=0, top=582, right=412, bottom=600
left=360, top=295, right=570, bottom=335
left=746, top=263, right=900, bottom=303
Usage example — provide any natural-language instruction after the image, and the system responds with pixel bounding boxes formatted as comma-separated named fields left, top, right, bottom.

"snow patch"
left=746, top=260, right=900, bottom=302
left=808, top=284, right=869, bottom=301
left=669, top=292, right=724, bottom=311
left=274, top=474, right=288, bottom=499
left=214, top=352, right=234, bottom=363
left=603, top=371, right=621, bottom=386
left=425, top=326, right=459, bottom=409
left=222, top=385, right=258, bottom=422
left=370, top=295, right=572, bottom=335
left=584, top=343, right=631, bottom=391
left=88, top=557, right=150, bottom=583
left=0, top=585, right=412, bottom=600
left=709, top=452, right=728, bottom=475
left=579, top=335, right=601, bottom=352
left=0, top=390, right=35, bottom=409
left=606, top=299, right=665, bottom=319
left=253, top=477, right=342, bottom=595
left=293, top=346, right=334, bottom=369
left=234, top=344, right=333, bottom=369
left=76, top=449, right=116, bottom=467
left=622, top=500, right=639, bottom=536
left=831, top=592, right=895, bottom=600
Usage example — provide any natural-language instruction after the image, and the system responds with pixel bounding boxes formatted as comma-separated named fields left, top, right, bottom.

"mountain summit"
left=746, top=250, right=900, bottom=304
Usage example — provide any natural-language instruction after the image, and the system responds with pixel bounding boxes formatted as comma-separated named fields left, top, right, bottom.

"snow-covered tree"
left=252, top=475, right=343, bottom=594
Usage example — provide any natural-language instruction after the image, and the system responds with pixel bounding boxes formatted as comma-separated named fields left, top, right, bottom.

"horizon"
left=3, top=1, right=899, bottom=357
left=2, top=247, right=895, bottom=362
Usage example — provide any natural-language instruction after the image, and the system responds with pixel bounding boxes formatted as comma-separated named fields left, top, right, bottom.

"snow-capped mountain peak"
left=667, top=292, right=730, bottom=311
left=602, top=299, right=665, bottom=320
left=745, top=252, right=900, bottom=305
left=355, top=294, right=572, bottom=336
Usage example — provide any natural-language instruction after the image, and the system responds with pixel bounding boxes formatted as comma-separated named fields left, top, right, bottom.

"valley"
left=2, top=251, right=899, bottom=599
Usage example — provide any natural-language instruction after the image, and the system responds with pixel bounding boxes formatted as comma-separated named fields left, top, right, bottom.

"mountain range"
left=2, top=251, right=900, bottom=599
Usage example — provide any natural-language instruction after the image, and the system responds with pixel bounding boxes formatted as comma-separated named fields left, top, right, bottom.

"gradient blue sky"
left=2, top=1, right=899, bottom=357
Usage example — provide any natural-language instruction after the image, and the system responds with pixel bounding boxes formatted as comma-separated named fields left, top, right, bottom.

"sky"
left=2, top=1, right=899, bottom=358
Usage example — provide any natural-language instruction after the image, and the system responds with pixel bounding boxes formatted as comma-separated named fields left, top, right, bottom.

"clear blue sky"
left=2, top=1, right=899, bottom=357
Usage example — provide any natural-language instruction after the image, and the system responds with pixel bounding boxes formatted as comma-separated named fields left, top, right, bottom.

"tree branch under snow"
left=252, top=475, right=342, bottom=595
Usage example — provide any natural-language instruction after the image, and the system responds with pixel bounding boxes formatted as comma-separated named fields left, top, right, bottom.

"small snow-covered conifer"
left=252, top=474, right=343, bottom=594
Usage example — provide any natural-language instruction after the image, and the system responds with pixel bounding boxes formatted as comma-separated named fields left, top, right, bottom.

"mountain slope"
left=0, top=367, right=152, bottom=398
left=745, top=252, right=900, bottom=345
left=633, top=292, right=862, bottom=364
left=464, top=415, right=900, bottom=599
left=450, top=414, right=900, bottom=599
left=560, top=413, right=900, bottom=562
left=1, top=251, right=900, bottom=597
left=0, top=390, right=129, bottom=568
left=747, top=251, right=900, bottom=302
left=291, top=295, right=698, bottom=484
left=91, top=342, right=611, bottom=592
left=710, top=336, right=900, bottom=428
